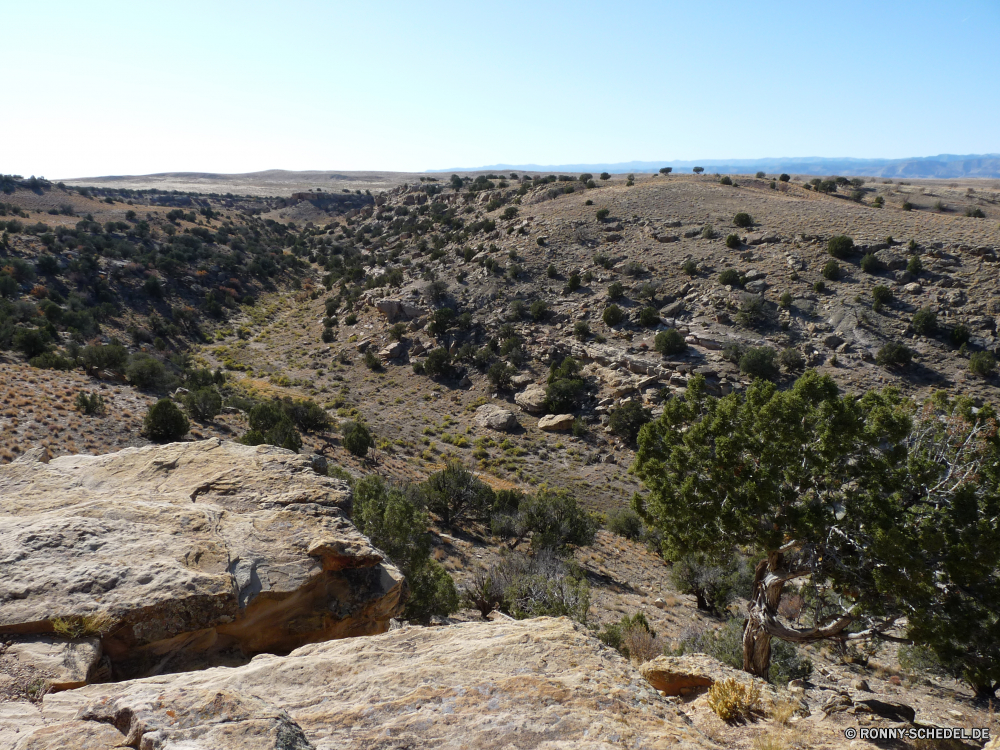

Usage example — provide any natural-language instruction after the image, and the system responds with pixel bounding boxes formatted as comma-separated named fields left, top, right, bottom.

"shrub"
left=821, top=259, right=841, bottom=280
left=681, top=259, right=698, bottom=276
left=595, top=208, right=610, bottom=221
left=708, top=678, right=763, bottom=723
left=607, top=281, right=625, bottom=299
left=779, top=291, right=792, bottom=308
left=733, top=212, right=752, bottom=228
left=965, top=207, right=986, bottom=218
left=779, top=173, right=790, bottom=182
left=859, top=253, right=880, bottom=273
left=545, top=376, right=586, bottom=413
left=827, top=235, right=854, bottom=259
left=907, top=255, right=922, bottom=275
left=143, top=399, right=189, bottom=442
left=873, top=196, right=885, bottom=207
left=876, top=341, right=913, bottom=367
left=603, top=304, right=625, bottom=326
left=718, top=268, right=742, bottom=287
left=670, top=552, right=753, bottom=616
left=598, top=612, right=660, bottom=663
left=424, top=347, right=451, bottom=377
left=321, top=326, right=335, bottom=343
left=530, top=299, right=548, bottom=321
left=725, top=233, right=740, bottom=249
left=573, top=321, right=590, bottom=341
left=126, top=354, right=168, bottom=390
left=872, top=285, right=893, bottom=305
left=701, top=224, right=716, bottom=240
left=423, top=461, right=495, bottom=528
left=606, top=507, right=645, bottom=541
left=13, top=328, right=50, bottom=359
left=242, top=401, right=302, bottom=452
left=902, top=201, right=913, bottom=211
left=719, top=176, right=733, bottom=186
left=755, top=171, right=766, bottom=179
left=75, top=391, right=105, bottom=416
left=465, top=551, right=590, bottom=623
left=950, top=324, right=971, bottom=347
left=515, top=490, right=596, bottom=550
left=779, top=348, right=805, bottom=371
left=969, top=351, right=996, bottom=378
left=813, top=280, right=825, bottom=293
left=182, top=388, right=222, bottom=422
left=911, top=307, right=937, bottom=336
left=739, top=346, right=779, bottom=380
left=547, top=264, right=558, bottom=278
left=736, top=296, right=770, bottom=329
left=565, top=273, right=581, bottom=292
left=363, top=348, right=381, bottom=371
left=341, top=420, right=374, bottom=458
left=487, top=361, right=516, bottom=391
left=638, top=306, right=659, bottom=327
left=609, top=400, right=652, bottom=443
left=654, top=328, right=687, bottom=355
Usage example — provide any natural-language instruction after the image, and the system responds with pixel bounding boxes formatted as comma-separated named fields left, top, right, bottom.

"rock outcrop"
left=640, top=653, right=775, bottom=699
left=0, top=440, right=405, bottom=684
left=474, top=403, right=519, bottom=432
left=18, top=617, right=712, bottom=750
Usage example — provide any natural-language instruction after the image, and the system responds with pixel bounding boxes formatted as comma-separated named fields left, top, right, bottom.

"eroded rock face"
left=0, top=440, right=405, bottom=682
left=24, top=617, right=711, bottom=750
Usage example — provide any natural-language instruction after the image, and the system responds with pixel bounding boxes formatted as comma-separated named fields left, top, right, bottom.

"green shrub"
left=670, top=552, right=753, bottom=616
left=609, top=400, right=651, bottom=442
left=725, top=233, right=740, bottom=249
left=143, top=399, right=189, bottom=442
left=822, top=259, right=841, bottom=280
left=902, top=201, right=913, bottom=211
left=965, top=207, right=986, bottom=218
left=876, top=341, right=913, bottom=367
left=654, top=328, right=687, bottom=355
left=487, top=361, right=516, bottom=392
left=813, top=280, right=826, bottom=293
left=907, top=256, right=922, bottom=275
left=779, top=173, right=790, bottom=182
left=681, top=259, right=698, bottom=276
left=719, top=268, right=742, bottom=287
left=779, top=292, right=792, bottom=308
left=13, top=328, right=50, bottom=359
left=530, top=299, right=548, bottom=321
left=363, top=348, right=381, bottom=371
left=736, top=296, right=770, bottom=329
left=465, top=551, right=590, bottom=623
left=241, top=401, right=302, bottom=452
left=638, top=306, right=659, bottom=327
left=969, top=351, right=996, bottom=378
left=565, top=273, right=581, bottom=292
left=607, top=281, right=625, bottom=300
left=739, top=346, right=779, bottom=380
left=779, top=348, right=805, bottom=371
left=606, top=507, right=645, bottom=541
left=950, top=324, right=971, bottom=347
left=182, top=388, right=222, bottom=422
left=341, top=420, right=374, bottom=458
left=872, top=285, right=893, bottom=305
left=597, top=612, right=656, bottom=660
left=126, top=353, right=168, bottom=390
left=859, top=253, right=880, bottom=274
left=423, top=461, right=495, bottom=528
left=603, top=304, right=625, bottom=326
left=516, top=490, right=596, bottom=550
left=733, top=212, right=752, bottom=228
left=424, top=347, right=451, bottom=377
left=827, top=235, right=854, bottom=259
left=573, top=320, right=590, bottom=341
left=719, top=176, right=733, bottom=186
left=547, top=264, right=558, bottom=278
left=595, top=208, right=610, bottom=221
left=911, top=307, right=937, bottom=336
left=74, top=391, right=105, bottom=416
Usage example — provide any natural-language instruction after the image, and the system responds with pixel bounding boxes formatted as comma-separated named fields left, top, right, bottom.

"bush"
left=654, top=328, right=687, bottom=356
left=126, top=353, right=168, bottom=390
left=779, top=348, right=804, bottom=371
left=813, top=280, right=825, bottom=293
left=779, top=291, right=792, bottom=308
left=465, top=551, right=590, bottom=623
left=13, top=328, right=50, bottom=359
left=182, top=388, right=222, bottom=422
left=827, top=235, right=854, bottom=259
left=638, top=306, right=659, bottom=327
left=822, top=259, right=841, bottom=280
left=736, top=296, right=770, bottom=329
left=143, top=399, right=189, bottom=442
left=363, top=348, right=381, bottom=371
left=969, top=351, right=996, bottom=377
left=487, top=361, right=516, bottom=391
left=872, top=285, right=893, bottom=305
left=950, top=324, right=971, bottom=347
left=719, top=176, right=733, bottom=186
left=82, top=343, right=127, bottom=374
left=74, top=391, right=105, bottom=416
left=530, top=299, right=548, bottom=321
left=603, top=304, right=625, bottom=326
left=341, top=420, right=374, bottom=458
left=708, top=678, right=763, bottom=723
left=598, top=612, right=660, bottom=663
left=876, top=341, right=913, bottom=368
left=595, top=208, right=610, bottom=221
left=739, top=346, right=779, bottom=380
left=606, top=507, right=645, bottom=541
left=718, top=268, right=742, bottom=287
left=241, top=401, right=302, bottom=452
left=607, top=281, right=625, bottom=300
left=911, top=307, right=937, bottom=336
left=423, top=461, right=495, bottom=528
left=609, top=400, right=652, bottom=442
left=573, top=320, right=590, bottom=341
left=859, top=253, right=880, bottom=274
left=779, top=173, right=790, bottom=182
left=907, top=255, right=922, bottom=275
left=681, top=259, right=698, bottom=276
left=965, top=207, right=986, bottom=218
left=424, top=347, right=451, bottom=377
left=514, top=490, right=596, bottom=551
left=670, top=552, right=753, bottom=616
left=725, top=233, right=740, bottom=249
left=733, top=212, right=752, bottom=228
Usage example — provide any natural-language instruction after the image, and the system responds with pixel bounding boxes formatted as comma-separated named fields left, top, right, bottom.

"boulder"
left=374, top=299, right=425, bottom=322
left=514, top=384, right=548, bottom=414
left=474, top=404, right=518, bottom=432
left=855, top=699, right=916, bottom=723
left=639, top=653, right=775, bottom=698
left=19, top=618, right=711, bottom=750
left=378, top=340, right=405, bottom=360
left=874, top=249, right=907, bottom=270
left=0, top=440, right=405, bottom=682
left=538, top=414, right=575, bottom=432
left=903, top=282, right=923, bottom=294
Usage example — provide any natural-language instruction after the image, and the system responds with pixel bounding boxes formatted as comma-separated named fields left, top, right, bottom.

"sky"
left=5, top=0, right=999, bottom=178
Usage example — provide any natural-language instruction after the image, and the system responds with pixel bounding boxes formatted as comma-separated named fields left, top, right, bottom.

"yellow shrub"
left=708, top=677, right=763, bottom=723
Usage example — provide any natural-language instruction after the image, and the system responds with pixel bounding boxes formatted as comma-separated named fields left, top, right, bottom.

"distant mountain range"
left=431, top=154, right=1000, bottom=179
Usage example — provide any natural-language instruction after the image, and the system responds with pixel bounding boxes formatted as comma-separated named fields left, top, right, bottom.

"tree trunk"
left=743, top=551, right=786, bottom=679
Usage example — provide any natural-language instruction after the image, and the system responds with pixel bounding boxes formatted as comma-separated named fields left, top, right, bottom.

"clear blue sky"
left=6, top=0, right=999, bottom=178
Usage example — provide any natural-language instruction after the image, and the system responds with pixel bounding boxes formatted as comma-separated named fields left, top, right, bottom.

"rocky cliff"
left=0, top=439, right=405, bottom=687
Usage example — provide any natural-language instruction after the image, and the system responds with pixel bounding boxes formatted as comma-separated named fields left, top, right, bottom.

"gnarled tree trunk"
left=743, top=552, right=787, bottom=679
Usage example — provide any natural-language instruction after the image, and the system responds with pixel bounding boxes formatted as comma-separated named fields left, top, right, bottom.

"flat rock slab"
left=24, top=617, right=711, bottom=750
left=0, top=440, right=404, bottom=681
left=538, top=414, right=575, bottom=432
left=640, top=653, right=775, bottom=698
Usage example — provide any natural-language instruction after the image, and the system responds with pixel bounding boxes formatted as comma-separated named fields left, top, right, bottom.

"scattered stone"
left=538, top=414, right=575, bottom=432
left=903, top=282, right=923, bottom=294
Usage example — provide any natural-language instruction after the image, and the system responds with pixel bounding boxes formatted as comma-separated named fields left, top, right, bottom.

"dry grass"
left=708, top=678, right=764, bottom=723
left=50, top=611, right=116, bottom=638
